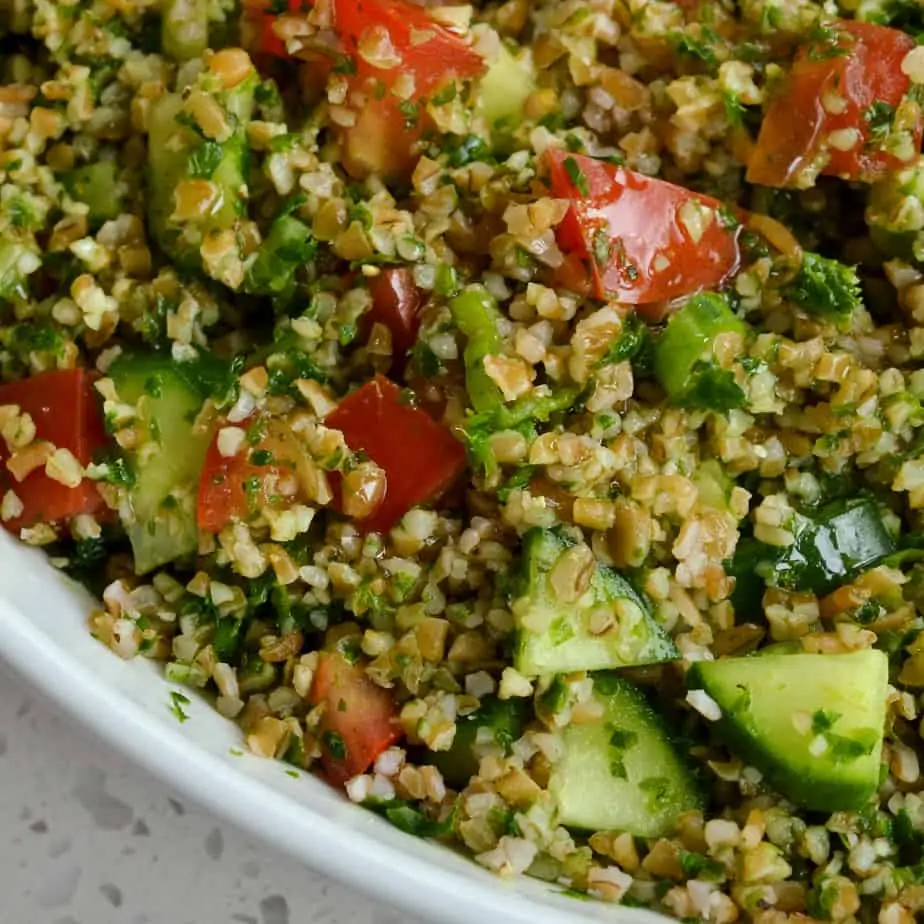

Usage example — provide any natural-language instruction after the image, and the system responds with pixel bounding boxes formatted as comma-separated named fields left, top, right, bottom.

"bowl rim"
left=0, top=533, right=668, bottom=924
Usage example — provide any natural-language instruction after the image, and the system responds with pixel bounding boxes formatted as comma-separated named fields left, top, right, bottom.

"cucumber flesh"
left=478, top=43, right=536, bottom=128
left=550, top=674, right=703, bottom=837
left=430, top=696, right=529, bottom=786
left=688, top=649, right=888, bottom=812
left=512, top=527, right=678, bottom=676
left=146, top=73, right=254, bottom=277
left=109, top=353, right=215, bottom=574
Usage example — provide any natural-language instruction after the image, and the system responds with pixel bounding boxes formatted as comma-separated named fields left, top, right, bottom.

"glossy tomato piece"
left=324, top=375, right=466, bottom=534
left=748, top=21, right=919, bottom=188
left=333, top=0, right=484, bottom=95
left=0, top=369, right=108, bottom=531
left=310, top=650, right=401, bottom=786
left=365, top=268, right=424, bottom=365
left=197, top=417, right=304, bottom=533
left=242, top=0, right=312, bottom=58
left=544, top=150, right=741, bottom=306
left=333, top=0, right=483, bottom=177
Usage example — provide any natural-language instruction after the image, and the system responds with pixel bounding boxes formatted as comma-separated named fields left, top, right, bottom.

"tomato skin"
left=324, top=375, right=466, bottom=534
left=243, top=0, right=313, bottom=58
left=251, top=0, right=484, bottom=176
left=544, top=150, right=740, bottom=306
left=748, top=21, right=919, bottom=188
left=0, top=369, right=108, bottom=531
left=310, top=651, right=401, bottom=786
left=196, top=417, right=302, bottom=533
left=365, top=268, right=424, bottom=365
left=332, top=0, right=484, bottom=94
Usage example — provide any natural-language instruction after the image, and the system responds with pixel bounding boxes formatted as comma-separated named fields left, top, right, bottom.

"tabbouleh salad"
left=6, top=0, right=924, bottom=919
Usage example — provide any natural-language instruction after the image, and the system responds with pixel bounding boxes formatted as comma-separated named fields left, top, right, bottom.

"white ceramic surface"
left=0, top=665, right=424, bottom=924
left=0, top=531, right=666, bottom=924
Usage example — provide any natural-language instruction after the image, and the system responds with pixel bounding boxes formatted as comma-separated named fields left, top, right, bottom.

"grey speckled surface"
left=0, top=667, right=426, bottom=924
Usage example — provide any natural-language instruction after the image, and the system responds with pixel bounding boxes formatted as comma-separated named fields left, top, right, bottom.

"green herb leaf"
left=187, top=141, right=224, bottom=179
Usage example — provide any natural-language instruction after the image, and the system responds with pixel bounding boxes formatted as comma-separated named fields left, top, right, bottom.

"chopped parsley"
left=187, top=141, right=224, bottom=179
left=563, top=156, right=590, bottom=196
left=783, top=252, right=863, bottom=319
left=168, top=690, right=191, bottom=723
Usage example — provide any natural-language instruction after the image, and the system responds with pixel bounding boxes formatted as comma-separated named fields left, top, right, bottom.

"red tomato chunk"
left=310, top=650, right=401, bottom=786
left=197, top=417, right=312, bottom=533
left=365, top=267, right=424, bottom=367
left=748, top=21, right=920, bottom=188
left=0, top=369, right=108, bottom=532
left=545, top=150, right=740, bottom=307
left=324, top=375, right=466, bottom=535
left=250, top=0, right=484, bottom=177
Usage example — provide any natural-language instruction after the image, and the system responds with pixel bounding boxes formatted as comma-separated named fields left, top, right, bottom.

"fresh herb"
left=444, top=133, right=492, bottom=167
left=398, top=99, right=420, bottom=128
left=811, top=708, right=841, bottom=734
left=563, top=156, right=590, bottom=196
left=806, top=23, right=849, bottom=62
left=463, top=387, right=582, bottom=474
left=497, top=465, right=537, bottom=503
left=863, top=100, right=895, bottom=148
left=168, top=690, right=191, bottom=723
left=364, top=798, right=458, bottom=839
left=722, top=89, right=745, bottom=126
left=187, top=141, right=224, bottom=179
left=9, top=321, right=62, bottom=356
left=322, top=730, right=348, bottom=760
left=783, top=252, right=864, bottom=319
left=668, top=27, right=720, bottom=67
left=678, top=850, right=725, bottom=881
left=599, top=311, right=651, bottom=369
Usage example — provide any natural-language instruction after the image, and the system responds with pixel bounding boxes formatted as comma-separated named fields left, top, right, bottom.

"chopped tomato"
left=0, top=369, right=108, bottom=532
left=333, top=0, right=484, bottom=93
left=364, top=268, right=424, bottom=367
left=251, top=0, right=484, bottom=176
left=324, top=375, right=466, bottom=534
left=544, top=150, right=741, bottom=306
left=197, top=417, right=308, bottom=533
left=310, top=651, right=401, bottom=786
left=242, top=0, right=312, bottom=58
left=748, top=21, right=919, bottom=188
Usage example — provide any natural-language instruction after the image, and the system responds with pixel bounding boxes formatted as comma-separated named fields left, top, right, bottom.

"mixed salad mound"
left=6, top=0, right=924, bottom=918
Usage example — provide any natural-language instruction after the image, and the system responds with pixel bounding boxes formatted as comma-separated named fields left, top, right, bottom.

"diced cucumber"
left=243, top=214, right=316, bottom=298
left=108, top=353, right=218, bottom=574
left=688, top=649, right=888, bottom=811
left=162, top=0, right=208, bottom=61
left=478, top=43, right=536, bottom=128
left=510, top=528, right=677, bottom=676
left=550, top=674, right=703, bottom=837
left=147, top=71, right=254, bottom=277
left=653, top=291, right=749, bottom=411
left=61, top=162, right=123, bottom=222
left=727, top=497, right=894, bottom=602
left=693, top=459, right=733, bottom=511
left=430, top=696, right=529, bottom=786
left=867, top=155, right=924, bottom=265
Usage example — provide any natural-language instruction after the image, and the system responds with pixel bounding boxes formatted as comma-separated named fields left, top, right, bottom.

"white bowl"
left=0, top=530, right=666, bottom=924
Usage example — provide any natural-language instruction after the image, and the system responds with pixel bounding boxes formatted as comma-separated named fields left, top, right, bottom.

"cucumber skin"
left=653, top=291, right=747, bottom=406
left=688, top=649, right=888, bottom=812
left=551, top=674, right=704, bottom=837
left=429, top=696, right=529, bottom=787
left=108, top=353, right=218, bottom=574
left=512, top=527, right=678, bottom=676
left=147, top=77, right=255, bottom=273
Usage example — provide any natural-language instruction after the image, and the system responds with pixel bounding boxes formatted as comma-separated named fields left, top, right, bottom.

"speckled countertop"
left=0, top=666, right=426, bottom=924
